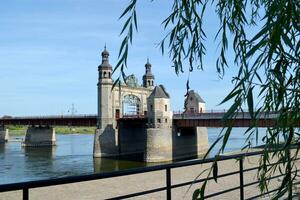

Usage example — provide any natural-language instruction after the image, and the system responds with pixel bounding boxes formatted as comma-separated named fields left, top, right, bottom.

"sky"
left=0, top=0, right=241, bottom=116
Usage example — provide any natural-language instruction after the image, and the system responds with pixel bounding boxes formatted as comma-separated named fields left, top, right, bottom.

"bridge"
left=0, top=47, right=286, bottom=162
left=0, top=112, right=279, bottom=128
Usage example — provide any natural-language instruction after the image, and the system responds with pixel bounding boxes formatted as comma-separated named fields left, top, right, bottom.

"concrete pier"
left=93, top=126, right=118, bottom=157
left=0, top=127, right=9, bottom=143
left=144, top=128, right=173, bottom=162
left=23, top=126, right=56, bottom=147
left=173, top=127, right=209, bottom=160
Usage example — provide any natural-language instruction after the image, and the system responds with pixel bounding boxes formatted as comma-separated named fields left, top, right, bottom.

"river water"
left=0, top=128, right=266, bottom=184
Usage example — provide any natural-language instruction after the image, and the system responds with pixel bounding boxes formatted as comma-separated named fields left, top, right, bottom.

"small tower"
left=185, top=90, right=206, bottom=113
left=147, top=85, right=172, bottom=128
left=142, top=58, right=155, bottom=89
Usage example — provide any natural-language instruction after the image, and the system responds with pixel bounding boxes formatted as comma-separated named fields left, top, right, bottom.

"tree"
left=116, top=0, right=300, bottom=199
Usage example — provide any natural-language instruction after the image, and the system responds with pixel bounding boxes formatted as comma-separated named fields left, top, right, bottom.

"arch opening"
left=122, top=94, right=141, bottom=116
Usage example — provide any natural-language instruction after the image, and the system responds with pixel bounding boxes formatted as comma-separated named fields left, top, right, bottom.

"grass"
left=6, top=125, right=95, bottom=135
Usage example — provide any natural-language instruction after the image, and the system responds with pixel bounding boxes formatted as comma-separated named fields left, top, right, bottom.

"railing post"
left=23, top=188, right=29, bottom=200
left=239, top=157, right=244, bottom=200
left=166, top=168, right=171, bottom=200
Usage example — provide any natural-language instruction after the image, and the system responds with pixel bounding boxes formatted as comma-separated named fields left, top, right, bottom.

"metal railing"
left=0, top=151, right=298, bottom=200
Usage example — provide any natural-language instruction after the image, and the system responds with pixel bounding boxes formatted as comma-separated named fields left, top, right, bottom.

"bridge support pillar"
left=0, top=126, right=9, bottom=143
left=195, top=127, right=209, bottom=156
left=144, top=128, right=173, bottom=162
left=23, top=126, right=56, bottom=147
left=93, top=125, right=119, bottom=157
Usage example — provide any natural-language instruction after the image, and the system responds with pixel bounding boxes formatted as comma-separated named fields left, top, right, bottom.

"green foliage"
left=119, top=0, right=300, bottom=199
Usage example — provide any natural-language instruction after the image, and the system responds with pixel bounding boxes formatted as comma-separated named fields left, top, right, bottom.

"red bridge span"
left=0, top=112, right=284, bottom=128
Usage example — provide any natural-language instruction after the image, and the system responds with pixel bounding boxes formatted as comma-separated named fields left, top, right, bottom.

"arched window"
left=152, top=81, right=154, bottom=86
left=103, top=71, right=107, bottom=78
left=150, top=104, right=153, bottom=111
left=165, top=118, right=168, bottom=123
left=108, top=72, right=111, bottom=78
left=165, top=105, right=167, bottom=111
left=148, top=80, right=150, bottom=86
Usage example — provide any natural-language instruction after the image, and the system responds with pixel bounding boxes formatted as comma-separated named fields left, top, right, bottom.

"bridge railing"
left=0, top=114, right=97, bottom=120
left=173, top=110, right=278, bottom=119
left=121, top=114, right=146, bottom=119
left=0, top=150, right=298, bottom=200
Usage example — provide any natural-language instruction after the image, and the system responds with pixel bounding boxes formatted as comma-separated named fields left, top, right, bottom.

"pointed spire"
left=102, top=44, right=109, bottom=58
left=145, top=57, right=152, bottom=74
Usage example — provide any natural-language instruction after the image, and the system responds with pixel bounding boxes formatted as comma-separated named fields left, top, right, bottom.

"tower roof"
left=143, top=58, right=154, bottom=78
left=188, top=90, right=205, bottom=103
left=99, top=46, right=112, bottom=69
left=101, top=45, right=109, bottom=57
left=149, top=85, right=170, bottom=99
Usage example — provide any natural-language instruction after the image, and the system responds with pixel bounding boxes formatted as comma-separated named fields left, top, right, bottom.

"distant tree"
left=116, top=0, right=300, bottom=199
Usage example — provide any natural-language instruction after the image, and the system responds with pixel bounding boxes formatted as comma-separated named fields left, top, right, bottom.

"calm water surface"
left=0, top=128, right=266, bottom=184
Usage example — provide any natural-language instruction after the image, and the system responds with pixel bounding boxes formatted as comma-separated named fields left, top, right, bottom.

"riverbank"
left=6, top=125, right=95, bottom=135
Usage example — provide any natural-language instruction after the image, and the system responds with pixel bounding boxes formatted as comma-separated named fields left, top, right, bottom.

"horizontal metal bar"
left=246, top=187, right=279, bottom=200
left=171, top=170, right=241, bottom=189
left=204, top=185, right=241, bottom=198
left=106, top=186, right=167, bottom=199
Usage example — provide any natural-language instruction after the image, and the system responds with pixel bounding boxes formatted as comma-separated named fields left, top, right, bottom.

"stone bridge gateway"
left=0, top=48, right=289, bottom=162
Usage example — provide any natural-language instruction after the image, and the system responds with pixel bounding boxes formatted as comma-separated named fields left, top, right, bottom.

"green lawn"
left=6, top=125, right=95, bottom=135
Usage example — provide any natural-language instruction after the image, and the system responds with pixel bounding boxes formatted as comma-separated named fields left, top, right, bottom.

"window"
left=157, top=118, right=161, bottom=123
left=165, top=105, right=167, bottom=111
left=103, top=72, right=107, bottom=78
left=165, top=118, right=167, bottom=123
left=150, top=104, right=153, bottom=111
left=108, top=72, right=111, bottom=78
left=190, top=97, right=193, bottom=101
left=152, top=81, right=154, bottom=86
left=148, top=80, right=150, bottom=85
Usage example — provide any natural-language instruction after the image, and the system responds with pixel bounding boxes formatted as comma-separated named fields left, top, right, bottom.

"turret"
left=98, top=46, right=112, bottom=84
left=142, top=58, right=155, bottom=89
left=184, top=90, right=206, bottom=113
left=147, top=85, right=172, bottom=128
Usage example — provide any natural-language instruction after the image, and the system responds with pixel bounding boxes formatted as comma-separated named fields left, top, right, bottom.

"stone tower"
left=94, top=47, right=118, bottom=157
left=145, top=85, right=173, bottom=162
left=97, top=46, right=113, bottom=127
left=142, top=59, right=155, bottom=89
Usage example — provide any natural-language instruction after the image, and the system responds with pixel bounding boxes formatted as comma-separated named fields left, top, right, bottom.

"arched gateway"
left=94, top=47, right=209, bottom=162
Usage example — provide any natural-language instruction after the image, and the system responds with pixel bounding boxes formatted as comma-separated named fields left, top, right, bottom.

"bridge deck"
left=0, top=112, right=286, bottom=127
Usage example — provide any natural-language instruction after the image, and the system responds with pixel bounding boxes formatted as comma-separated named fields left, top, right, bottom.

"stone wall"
left=118, top=120, right=147, bottom=156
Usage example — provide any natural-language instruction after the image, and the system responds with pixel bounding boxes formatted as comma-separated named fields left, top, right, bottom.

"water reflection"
left=93, top=158, right=145, bottom=173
